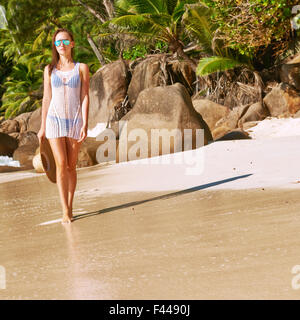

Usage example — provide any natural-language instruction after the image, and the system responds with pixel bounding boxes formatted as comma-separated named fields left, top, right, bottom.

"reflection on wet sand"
left=62, top=224, right=105, bottom=299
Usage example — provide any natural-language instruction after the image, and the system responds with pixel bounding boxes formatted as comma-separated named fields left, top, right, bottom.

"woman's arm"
left=78, top=63, right=90, bottom=142
left=38, top=65, right=52, bottom=142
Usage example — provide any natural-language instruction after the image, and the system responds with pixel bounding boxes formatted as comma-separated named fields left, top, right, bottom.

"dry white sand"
left=1, top=117, right=300, bottom=192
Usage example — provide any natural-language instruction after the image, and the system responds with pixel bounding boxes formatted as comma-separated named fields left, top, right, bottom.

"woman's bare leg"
left=65, top=137, right=82, bottom=220
left=48, top=137, right=71, bottom=223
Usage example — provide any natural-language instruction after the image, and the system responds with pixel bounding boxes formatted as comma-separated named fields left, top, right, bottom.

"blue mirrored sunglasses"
left=54, top=39, right=71, bottom=46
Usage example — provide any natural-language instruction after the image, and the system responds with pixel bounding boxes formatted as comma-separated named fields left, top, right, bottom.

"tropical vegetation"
left=0, top=0, right=299, bottom=119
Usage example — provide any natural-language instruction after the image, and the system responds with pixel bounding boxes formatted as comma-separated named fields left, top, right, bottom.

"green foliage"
left=104, top=0, right=198, bottom=52
left=182, top=4, right=219, bottom=55
left=196, top=56, right=249, bottom=76
left=121, top=40, right=168, bottom=60
left=0, top=0, right=100, bottom=118
left=0, top=0, right=299, bottom=118
left=154, top=40, right=168, bottom=53
left=0, top=48, right=13, bottom=111
left=110, top=0, right=253, bottom=75
left=122, top=42, right=148, bottom=60
left=182, top=2, right=252, bottom=75
left=201, top=0, right=300, bottom=61
left=0, top=62, right=43, bottom=118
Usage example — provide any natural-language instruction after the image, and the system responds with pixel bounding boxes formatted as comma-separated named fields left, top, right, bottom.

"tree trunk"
left=75, top=0, right=106, bottom=23
left=170, top=39, right=198, bottom=72
left=103, top=0, right=114, bottom=19
left=0, top=5, right=21, bottom=56
left=87, top=34, right=106, bottom=65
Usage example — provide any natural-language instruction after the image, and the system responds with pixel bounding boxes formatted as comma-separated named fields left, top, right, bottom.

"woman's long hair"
left=48, top=28, right=75, bottom=77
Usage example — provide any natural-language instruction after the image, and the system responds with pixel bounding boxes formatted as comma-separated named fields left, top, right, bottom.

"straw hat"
left=40, top=138, right=56, bottom=183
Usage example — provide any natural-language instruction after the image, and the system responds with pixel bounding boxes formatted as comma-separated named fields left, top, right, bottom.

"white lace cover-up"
left=45, top=61, right=82, bottom=140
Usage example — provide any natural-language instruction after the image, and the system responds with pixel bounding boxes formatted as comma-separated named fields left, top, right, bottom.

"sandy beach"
left=1, top=117, right=300, bottom=299
left=3, top=0, right=300, bottom=302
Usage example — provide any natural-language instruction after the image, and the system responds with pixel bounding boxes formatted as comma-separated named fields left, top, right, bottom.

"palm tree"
left=101, top=0, right=199, bottom=68
left=102, top=0, right=252, bottom=75
left=182, top=3, right=252, bottom=76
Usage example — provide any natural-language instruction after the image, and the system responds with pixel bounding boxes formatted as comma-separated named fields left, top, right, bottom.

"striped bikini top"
left=51, top=61, right=80, bottom=88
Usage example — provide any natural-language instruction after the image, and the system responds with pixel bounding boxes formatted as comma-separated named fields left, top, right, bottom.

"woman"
left=38, top=28, right=90, bottom=223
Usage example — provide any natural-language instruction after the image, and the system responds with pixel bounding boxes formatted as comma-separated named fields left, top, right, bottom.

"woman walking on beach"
left=37, top=28, right=90, bottom=223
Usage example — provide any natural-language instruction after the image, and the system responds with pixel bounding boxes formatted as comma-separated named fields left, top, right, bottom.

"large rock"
left=77, top=137, right=109, bottom=167
left=192, top=99, right=230, bottom=136
left=212, top=104, right=250, bottom=140
left=214, top=128, right=251, bottom=141
left=18, top=131, right=39, bottom=147
left=0, top=132, right=18, bottom=156
left=293, top=109, right=300, bottom=118
left=27, top=107, right=42, bottom=133
left=280, top=63, right=300, bottom=90
left=14, top=111, right=33, bottom=133
left=263, top=83, right=300, bottom=117
left=0, top=119, right=19, bottom=134
left=12, top=132, right=39, bottom=169
left=238, top=102, right=270, bottom=126
left=128, top=56, right=197, bottom=106
left=8, top=132, right=20, bottom=140
left=13, top=143, right=38, bottom=169
left=241, top=121, right=260, bottom=130
left=168, top=60, right=196, bottom=95
left=117, top=83, right=212, bottom=162
left=127, top=54, right=170, bottom=107
left=280, top=53, right=300, bottom=90
left=127, top=54, right=200, bottom=108
left=88, top=59, right=130, bottom=130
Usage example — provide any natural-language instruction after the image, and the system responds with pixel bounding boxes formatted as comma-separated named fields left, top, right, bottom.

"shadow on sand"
left=73, top=173, right=253, bottom=222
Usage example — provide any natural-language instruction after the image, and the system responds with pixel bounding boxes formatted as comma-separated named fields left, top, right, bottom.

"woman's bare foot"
left=62, top=209, right=73, bottom=224
left=62, top=215, right=72, bottom=224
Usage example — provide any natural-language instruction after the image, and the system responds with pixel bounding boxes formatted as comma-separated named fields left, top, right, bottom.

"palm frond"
left=32, top=29, right=47, bottom=52
left=114, top=4, right=136, bottom=17
left=108, top=13, right=166, bottom=35
left=183, top=4, right=216, bottom=55
left=146, top=13, right=172, bottom=27
left=115, top=0, right=134, bottom=12
left=172, top=0, right=185, bottom=23
left=109, top=14, right=150, bottom=29
left=126, top=0, right=168, bottom=14
left=166, top=0, right=178, bottom=15
left=196, top=56, right=249, bottom=76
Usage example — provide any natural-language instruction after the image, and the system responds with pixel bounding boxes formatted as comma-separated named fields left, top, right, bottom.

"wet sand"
left=1, top=169, right=300, bottom=299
